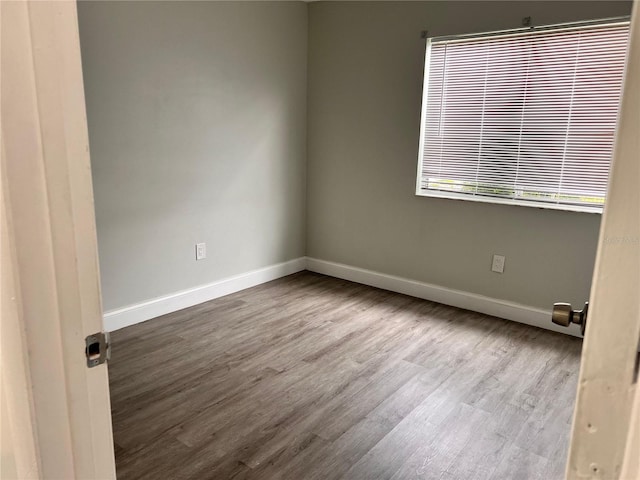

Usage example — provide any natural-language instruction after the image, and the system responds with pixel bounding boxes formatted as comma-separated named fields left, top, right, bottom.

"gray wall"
left=79, top=0, right=630, bottom=314
left=307, top=1, right=632, bottom=310
left=78, top=1, right=308, bottom=311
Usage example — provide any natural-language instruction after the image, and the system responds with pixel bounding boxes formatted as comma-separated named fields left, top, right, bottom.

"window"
left=416, top=19, right=630, bottom=212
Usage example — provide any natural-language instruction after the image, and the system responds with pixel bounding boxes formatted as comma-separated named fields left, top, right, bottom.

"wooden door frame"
left=1, top=0, right=116, bottom=478
left=1, top=137, right=41, bottom=480
left=620, top=386, right=640, bottom=479
left=567, top=1, right=640, bottom=479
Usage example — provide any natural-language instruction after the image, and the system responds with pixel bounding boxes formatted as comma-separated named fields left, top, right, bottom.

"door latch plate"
left=85, top=332, right=111, bottom=368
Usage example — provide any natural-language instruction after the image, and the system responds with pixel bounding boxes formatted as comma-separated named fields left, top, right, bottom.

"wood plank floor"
left=109, top=271, right=582, bottom=480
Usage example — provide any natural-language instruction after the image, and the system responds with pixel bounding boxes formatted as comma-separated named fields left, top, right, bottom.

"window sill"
left=415, top=189, right=603, bottom=214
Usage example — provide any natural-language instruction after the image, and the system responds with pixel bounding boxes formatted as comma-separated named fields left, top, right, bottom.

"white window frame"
left=415, top=17, right=630, bottom=214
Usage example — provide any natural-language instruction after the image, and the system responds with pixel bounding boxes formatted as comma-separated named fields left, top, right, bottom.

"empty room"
left=2, top=1, right=640, bottom=480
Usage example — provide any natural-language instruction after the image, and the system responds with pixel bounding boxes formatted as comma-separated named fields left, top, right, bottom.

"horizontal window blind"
left=417, top=20, right=630, bottom=211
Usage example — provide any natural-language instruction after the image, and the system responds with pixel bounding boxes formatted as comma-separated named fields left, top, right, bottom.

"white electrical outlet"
left=196, top=243, right=206, bottom=261
left=491, top=254, right=505, bottom=273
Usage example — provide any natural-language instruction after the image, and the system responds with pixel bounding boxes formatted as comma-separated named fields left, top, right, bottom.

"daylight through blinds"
left=418, top=20, right=630, bottom=209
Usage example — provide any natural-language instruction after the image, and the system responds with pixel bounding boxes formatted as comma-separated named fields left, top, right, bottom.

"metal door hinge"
left=85, top=332, right=111, bottom=368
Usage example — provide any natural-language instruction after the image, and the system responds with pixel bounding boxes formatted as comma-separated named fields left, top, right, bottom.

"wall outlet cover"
left=196, top=243, right=206, bottom=261
left=492, top=254, right=505, bottom=273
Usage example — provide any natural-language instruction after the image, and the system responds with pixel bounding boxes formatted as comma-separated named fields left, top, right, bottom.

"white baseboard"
left=103, top=257, right=307, bottom=332
left=104, top=255, right=580, bottom=337
left=306, top=257, right=581, bottom=338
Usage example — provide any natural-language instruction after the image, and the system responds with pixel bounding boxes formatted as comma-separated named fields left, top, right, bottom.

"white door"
left=566, top=1, right=640, bottom=479
left=1, top=0, right=116, bottom=478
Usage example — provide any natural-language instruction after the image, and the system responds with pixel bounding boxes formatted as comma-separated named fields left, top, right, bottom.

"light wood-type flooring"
left=109, top=271, right=582, bottom=480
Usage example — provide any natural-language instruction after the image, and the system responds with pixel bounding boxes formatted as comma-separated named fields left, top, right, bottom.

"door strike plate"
left=85, top=332, right=111, bottom=368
